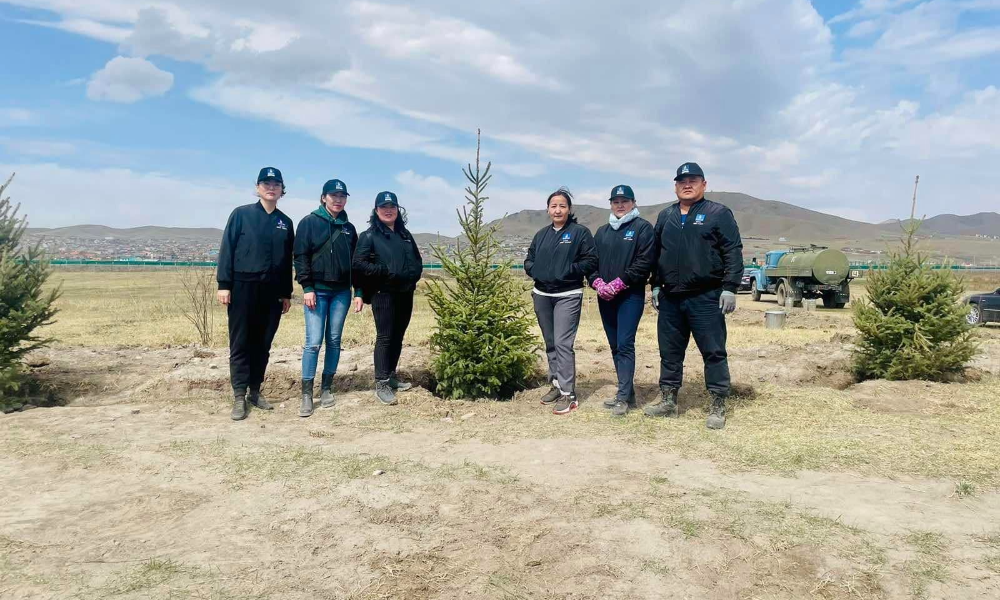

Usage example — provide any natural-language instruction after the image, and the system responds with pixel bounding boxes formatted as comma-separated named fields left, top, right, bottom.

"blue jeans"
left=301, top=289, right=352, bottom=381
left=598, top=290, right=645, bottom=401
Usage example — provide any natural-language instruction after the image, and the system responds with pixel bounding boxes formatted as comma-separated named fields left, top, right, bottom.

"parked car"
left=967, top=288, right=1000, bottom=326
left=738, top=273, right=752, bottom=293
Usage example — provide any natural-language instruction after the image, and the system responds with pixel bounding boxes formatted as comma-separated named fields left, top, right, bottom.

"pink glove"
left=606, top=277, right=628, bottom=299
left=597, top=283, right=615, bottom=301
left=592, top=278, right=606, bottom=291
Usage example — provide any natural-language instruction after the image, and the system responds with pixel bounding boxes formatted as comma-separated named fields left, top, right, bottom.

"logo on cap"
left=681, top=164, right=690, bottom=174
left=336, top=182, right=343, bottom=190
left=385, top=193, right=392, bottom=202
left=267, top=169, right=275, bottom=177
left=617, top=187, right=624, bottom=195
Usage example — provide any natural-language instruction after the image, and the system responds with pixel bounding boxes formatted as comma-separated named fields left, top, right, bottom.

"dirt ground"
left=3, top=284, right=1000, bottom=599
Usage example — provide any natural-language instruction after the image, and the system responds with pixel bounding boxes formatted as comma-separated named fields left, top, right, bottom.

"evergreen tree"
left=0, top=174, right=60, bottom=404
left=852, top=177, right=976, bottom=381
left=426, top=131, right=538, bottom=399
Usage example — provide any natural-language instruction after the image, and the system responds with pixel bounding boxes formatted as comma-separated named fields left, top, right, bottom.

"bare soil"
left=4, top=327, right=1000, bottom=599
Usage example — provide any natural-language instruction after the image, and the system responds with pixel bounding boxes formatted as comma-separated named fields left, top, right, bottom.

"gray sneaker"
left=375, top=379, right=397, bottom=405
left=611, top=400, right=629, bottom=417
left=389, top=372, right=412, bottom=392
left=540, top=386, right=562, bottom=405
left=604, top=392, right=637, bottom=408
left=706, top=394, right=727, bottom=430
left=320, top=373, right=335, bottom=408
left=643, top=387, right=678, bottom=418
left=552, top=394, right=578, bottom=415
left=230, top=393, right=248, bottom=421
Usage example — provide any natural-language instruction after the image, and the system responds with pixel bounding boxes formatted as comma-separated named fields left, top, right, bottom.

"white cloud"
left=16, top=18, right=131, bottom=43
left=0, top=108, right=38, bottom=126
left=86, top=56, right=174, bottom=103
left=0, top=139, right=76, bottom=157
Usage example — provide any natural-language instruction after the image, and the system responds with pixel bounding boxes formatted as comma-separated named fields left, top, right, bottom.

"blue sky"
left=2, top=0, right=999, bottom=235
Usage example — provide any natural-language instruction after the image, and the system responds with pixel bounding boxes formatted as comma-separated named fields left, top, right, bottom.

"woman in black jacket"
left=292, top=179, right=363, bottom=418
left=589, top=185, right=656, bottom=417
left=524, top=187, right=597, bottom=415
left=352, top=191, right=423, bottom=406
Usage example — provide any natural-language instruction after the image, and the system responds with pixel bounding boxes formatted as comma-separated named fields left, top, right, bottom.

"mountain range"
left=25, top=192, right=1000, bottom=243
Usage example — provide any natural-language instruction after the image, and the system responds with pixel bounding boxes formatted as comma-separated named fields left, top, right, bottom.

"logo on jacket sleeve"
left=624, top=230, right=635, bottom=241
left=694, top=214, right=706, bottom=225
left=560, top=232, right=572, bottom=244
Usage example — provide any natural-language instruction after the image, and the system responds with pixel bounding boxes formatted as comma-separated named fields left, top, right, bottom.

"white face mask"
left=609, top=206, right=640, bottom=230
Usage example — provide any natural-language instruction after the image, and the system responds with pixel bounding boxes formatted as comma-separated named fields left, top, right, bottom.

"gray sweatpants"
left=532, top=292, right=583, bottom=395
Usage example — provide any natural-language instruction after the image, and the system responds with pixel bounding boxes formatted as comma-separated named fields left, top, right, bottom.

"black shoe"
left=706, top=394, right=727, bottom=430
left=389, top=372, right=412, bottom=392
left=540, top=386, right=561, bottom=405
left=300, top=379, right=314, bottom=418
left=604, top=393, right=637, bottom=408
left=611, top=400, right=629, bottom=417
left=376, top=379, right=397, bottom=405
left=230, top=393, right=248, bottom=421
left=248, top=387, right=273, bottom=411
left=644, top=387, right=678, bottom=418
left=320, top=373, right=335, bottom=408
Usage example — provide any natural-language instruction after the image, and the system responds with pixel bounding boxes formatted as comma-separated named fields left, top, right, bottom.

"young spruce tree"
left=427, top=131, right=538, bottom=399
left=852, top=177, right=976, bottom=381
left=0, top=174, right=60, bottom=405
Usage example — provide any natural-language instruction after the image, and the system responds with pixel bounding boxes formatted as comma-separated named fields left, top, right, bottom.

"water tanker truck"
left=747, top=246, right=852, bottom=308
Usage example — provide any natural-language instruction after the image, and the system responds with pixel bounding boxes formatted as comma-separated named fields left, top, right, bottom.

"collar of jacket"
left=372, top=219, right=407, bottom=239
left=312, top=206, right=349, bottom=225
left=672, top=197, right=706, bottom=215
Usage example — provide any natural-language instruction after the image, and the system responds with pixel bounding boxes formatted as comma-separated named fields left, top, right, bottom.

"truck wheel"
left=834, top=302, right=847, bottom=309
left=821, top=292, right=837, bottom=308
left=751, top=279, right=762, bottom=302
left=775, top=282, right=787, bottom=306
left=968, top=305, right=982, bottom=327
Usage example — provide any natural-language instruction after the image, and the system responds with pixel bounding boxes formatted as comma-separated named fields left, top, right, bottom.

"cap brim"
left=609, top=195, right=634, bottom=201
left=674, top=174, right=703, bottom=181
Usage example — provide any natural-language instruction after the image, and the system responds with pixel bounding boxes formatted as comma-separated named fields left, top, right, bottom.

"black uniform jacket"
left=589, top=216, right=656, bottom=290
left=352, top=221, right=423, bottom=299
left=651, top=198, right=744, bottom=294
left=217, top=201, right=294, bottom=298
left=524, top=220, right=598, bottom=294
left=293, top=207, right=358, bottom=293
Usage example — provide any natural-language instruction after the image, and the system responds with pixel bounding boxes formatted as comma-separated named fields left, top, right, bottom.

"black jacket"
left=524, top=221, right=598, bottom=294
left=293, top=207, right=358, bottom=293
left=589, top=216, right=656, bottom=291
left=217, top=201, right=294, bottom=298
left=352, top=221, right=423, bottom=299
left=651, top=198, right=744, bottom=294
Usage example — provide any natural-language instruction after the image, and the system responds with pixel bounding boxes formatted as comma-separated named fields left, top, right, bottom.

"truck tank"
left=771, top=248, right=850, bottom=285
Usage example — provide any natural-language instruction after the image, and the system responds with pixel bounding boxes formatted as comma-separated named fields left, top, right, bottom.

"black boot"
left=644, top=386, right=678, bottom=417
left=706, top=394, right=727, bottom=430
left=300, top=379, right=314, bottom=418
left=248, top=385, right=273, bottom=410
left=230, top=391, right=248, bottom=421
left=320, top=373, right=335, bottom=408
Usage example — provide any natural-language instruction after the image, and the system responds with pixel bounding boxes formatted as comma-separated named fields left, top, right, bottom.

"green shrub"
left=426, top=133, right=538, bottom=399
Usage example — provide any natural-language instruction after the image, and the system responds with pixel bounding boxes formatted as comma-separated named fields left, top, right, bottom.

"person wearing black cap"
left=292, top=179, right=364, bottom=417
left=217, top=167, right=294, bottom=421
left=589, top=185, right=656, bottom=417
left=644, top=163, right=744, bottom=429
left=352, top=191, right=423, bottom=405
left=524, top=187, right=598, bottom=415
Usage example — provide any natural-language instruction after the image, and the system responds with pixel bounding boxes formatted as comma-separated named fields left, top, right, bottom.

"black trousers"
left=372, top=291, right=414, bottom=380
left=657, top=287, right=730, bottom=397
left=228, top=280, right=283, bottom=395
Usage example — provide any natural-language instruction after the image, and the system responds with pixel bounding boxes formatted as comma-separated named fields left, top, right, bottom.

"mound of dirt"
left=850, top=379, right=986, bottom=416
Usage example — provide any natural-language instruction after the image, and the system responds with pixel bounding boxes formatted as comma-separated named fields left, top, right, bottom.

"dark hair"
left=368, top=206, right=408, bottom=232
left=546, top=187, right=577, bottom=224
left=257, top=183, right=286, bottom=198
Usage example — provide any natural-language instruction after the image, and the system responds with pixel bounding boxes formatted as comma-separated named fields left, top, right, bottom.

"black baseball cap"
left=375, top=191, right=399, bottom=207
left=322, top=179, right=349, bottom=196
left=257, top=166, right=283, bottom=184
left=674, top=162, right=704, bottom=181
left=609, top=184, right=635, bottom=201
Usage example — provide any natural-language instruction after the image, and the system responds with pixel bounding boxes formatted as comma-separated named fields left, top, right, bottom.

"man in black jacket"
left=217, top=167, right=294, bottom=421
left=645, top=163, right=743, bottom=429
